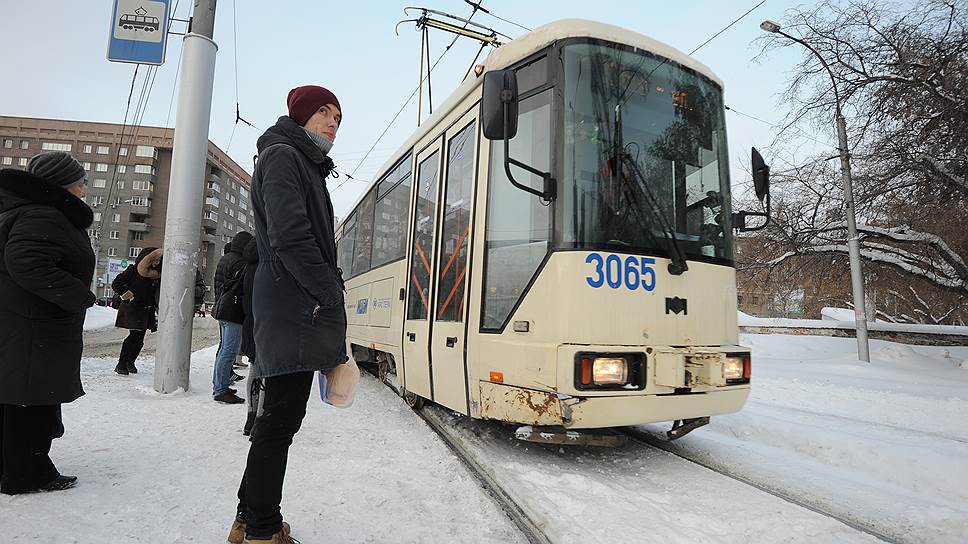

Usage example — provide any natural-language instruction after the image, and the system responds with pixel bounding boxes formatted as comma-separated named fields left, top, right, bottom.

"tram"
left=335, top=19, right=770, bottom=439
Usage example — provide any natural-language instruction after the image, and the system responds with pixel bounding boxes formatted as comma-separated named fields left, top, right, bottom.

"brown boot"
left=227, top=519, right=245, bottom=544
left=229, top=521, right=292, bottom=544
left=241, top=529, right=298, bottom=544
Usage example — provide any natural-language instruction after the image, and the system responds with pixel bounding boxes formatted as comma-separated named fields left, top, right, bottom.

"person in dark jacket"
left=194, top=268, right=207, bottom=316
left=229, top=86, right=347, bottom=544
left=111, top=246, right=163, bottom=375
left=239, top=238, right=262, bottom=436
left=212, top=230, right=253, bottom=404
left=0, top=153, right=95, bottom=495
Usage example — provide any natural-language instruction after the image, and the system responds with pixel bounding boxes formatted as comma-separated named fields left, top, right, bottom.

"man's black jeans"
left=236, top=371, right=314, bottom=538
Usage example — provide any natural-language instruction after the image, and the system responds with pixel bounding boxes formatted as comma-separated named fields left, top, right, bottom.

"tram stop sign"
left=107, top=0, right=170, bottom=65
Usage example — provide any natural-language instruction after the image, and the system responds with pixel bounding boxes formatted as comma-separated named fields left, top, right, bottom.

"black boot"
left=114, top=362, right=129, bottom=375
left=127, top=362, right=138, bottom=374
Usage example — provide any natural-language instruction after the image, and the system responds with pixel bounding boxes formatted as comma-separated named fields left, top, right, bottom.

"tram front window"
left=560, top=42, right=734, bottom=263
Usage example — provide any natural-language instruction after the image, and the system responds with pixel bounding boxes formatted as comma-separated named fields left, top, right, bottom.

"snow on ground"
left=637, top=334, right=968, bottom=544
left=5, top=331, right=966, bottom=543
left=83, top=305, right=117, bottom=331
left=0, top=346, right=525, bottom=544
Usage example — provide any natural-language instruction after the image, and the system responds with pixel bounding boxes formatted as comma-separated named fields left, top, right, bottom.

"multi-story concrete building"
left=0, top=115, right=254, bottom=303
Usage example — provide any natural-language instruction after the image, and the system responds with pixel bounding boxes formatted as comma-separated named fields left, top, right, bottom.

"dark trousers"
left=0, top=404, right=62, bottom=495
left=119, top=329, right=147, bottom=367
left=236, top=371, right=314, bottom=538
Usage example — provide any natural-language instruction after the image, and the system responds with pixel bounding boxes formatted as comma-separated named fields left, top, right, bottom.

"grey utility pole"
left=155, top=0, right=219, bottom=393
left=761, top=20, right=870, bottom=362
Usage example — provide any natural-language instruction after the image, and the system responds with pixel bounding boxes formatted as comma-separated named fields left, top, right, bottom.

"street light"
left=761, top=19, right=871, bottom=362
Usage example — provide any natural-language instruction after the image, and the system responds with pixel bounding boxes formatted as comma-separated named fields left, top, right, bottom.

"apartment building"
left=0, top=115, right=254, bottom=302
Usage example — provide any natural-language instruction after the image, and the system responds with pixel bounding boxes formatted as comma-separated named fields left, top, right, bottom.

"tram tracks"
left=621, top=427, right=905, bottom=544
left=416, top=406, right=553, bottom=544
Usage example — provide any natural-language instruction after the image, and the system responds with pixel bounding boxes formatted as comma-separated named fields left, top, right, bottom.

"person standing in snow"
left=111, top=246, right=163, bottom=375
left=239, top=238, right=262, bottom=436
left=212, top=230, right=253, bottom=404
left=228, top=86, right=347, bottom=544
left=0, top=152, right=95, bottom=494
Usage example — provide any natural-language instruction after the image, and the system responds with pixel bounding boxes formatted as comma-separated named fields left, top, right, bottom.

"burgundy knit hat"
left=287, top=85, right=341, bottom=126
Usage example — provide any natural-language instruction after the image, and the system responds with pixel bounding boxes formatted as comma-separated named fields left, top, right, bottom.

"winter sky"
left=0, top=0, right=828, bottom=216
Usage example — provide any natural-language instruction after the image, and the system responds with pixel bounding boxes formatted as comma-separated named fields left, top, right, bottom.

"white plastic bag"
left=318, top=354, right=360, bottom=408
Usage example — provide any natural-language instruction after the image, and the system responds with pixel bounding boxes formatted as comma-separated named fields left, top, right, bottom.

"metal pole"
left=776, top=28, right=871, bottom=362
left=154, top=0, right=218, bottom=393
left=835, top=111, right=871, bottom=362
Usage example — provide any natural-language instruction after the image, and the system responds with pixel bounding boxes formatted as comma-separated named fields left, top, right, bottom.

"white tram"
left=335, top=20, right=770, bottom=438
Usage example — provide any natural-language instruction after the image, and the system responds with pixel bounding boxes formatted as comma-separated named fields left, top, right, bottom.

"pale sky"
left=0, top=0, right=829, bottom=216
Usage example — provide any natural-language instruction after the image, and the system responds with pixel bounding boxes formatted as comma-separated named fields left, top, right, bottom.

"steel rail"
left=622, top=428, right=903, bottom=544
left=416, top=406, right=553, bottom=544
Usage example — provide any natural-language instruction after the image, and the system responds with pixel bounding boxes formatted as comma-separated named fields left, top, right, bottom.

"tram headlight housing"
left=575, top=353, right=645, bottom=390
left=724, top=354, right=751, bottom=384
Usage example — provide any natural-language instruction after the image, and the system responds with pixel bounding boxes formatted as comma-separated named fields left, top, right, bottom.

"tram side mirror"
left=751, top=147, right=770, bottom=202
left=481, top=69, right=556, bottom=201
left=482, top=69, right=518, bottom=140
left=731, top=147, right=772, bottom=232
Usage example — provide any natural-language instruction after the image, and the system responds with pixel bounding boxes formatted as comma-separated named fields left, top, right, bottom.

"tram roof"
left=338, top=19, right=722, bottom=222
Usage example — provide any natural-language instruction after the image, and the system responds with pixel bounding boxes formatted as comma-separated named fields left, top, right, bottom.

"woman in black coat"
left=0, top=153, right=95, bottom=495
left=111, top=246, right=163, bottom=375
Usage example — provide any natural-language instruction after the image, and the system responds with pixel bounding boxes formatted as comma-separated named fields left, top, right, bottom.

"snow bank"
left=739, top=310, right=968, bottom=336
left=83, top=305, right=117, bottom=331
left=639, top=333, right=968, bottom=543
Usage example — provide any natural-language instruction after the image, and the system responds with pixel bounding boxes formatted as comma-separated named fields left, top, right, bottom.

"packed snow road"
left=81, top=311, right=220, bottom=358
left=412, top=333, right=967, bottom=543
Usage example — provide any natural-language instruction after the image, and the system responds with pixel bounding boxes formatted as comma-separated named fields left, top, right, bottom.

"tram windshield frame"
left=555, top=39, right=735, bottom=266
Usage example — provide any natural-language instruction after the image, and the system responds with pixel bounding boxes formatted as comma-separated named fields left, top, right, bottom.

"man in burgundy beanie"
left=229, top=86, right=346, bottom=544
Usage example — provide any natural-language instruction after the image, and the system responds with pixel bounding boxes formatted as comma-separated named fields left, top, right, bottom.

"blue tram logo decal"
left=356, top=299, right=369, bottom=314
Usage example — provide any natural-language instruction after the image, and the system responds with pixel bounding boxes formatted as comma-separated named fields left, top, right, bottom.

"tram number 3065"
left=585, top=252, right=657, bottom=292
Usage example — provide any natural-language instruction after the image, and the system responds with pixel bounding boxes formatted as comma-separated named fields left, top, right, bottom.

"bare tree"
left=741, top=0, right=968, bottom=323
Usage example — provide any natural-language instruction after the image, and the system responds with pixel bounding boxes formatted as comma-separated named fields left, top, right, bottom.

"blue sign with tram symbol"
left=107, top=0, right=170, bottom=65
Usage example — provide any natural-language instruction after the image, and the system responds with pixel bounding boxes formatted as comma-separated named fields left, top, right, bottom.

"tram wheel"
left=377, top=358, right=390, bottom=384
left=403, top=389, right=425, bottom=411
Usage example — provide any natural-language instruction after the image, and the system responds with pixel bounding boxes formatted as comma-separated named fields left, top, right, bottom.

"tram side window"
left=338, top=214, right=356, bottom=276
left=351, top=192, right=376, bottom=276
left=482, top=89, right=553, bottom=330
left=371, top=155, right=412, bottom=268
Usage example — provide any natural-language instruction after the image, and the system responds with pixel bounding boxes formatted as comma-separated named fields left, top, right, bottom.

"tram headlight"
left=578, top=356, right=628, bottom=386
left=592, top=357, right=628, bottom=385
left=575, top=353, right=645, bottom=390
left=725, top=354, right=751, bottom=383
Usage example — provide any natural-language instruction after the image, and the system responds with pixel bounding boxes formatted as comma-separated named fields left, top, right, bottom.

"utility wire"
left=341, top=1, right=485, bottom=190
left=725, top=104, right=835, bottom=147
left=688, top=0, right=767, bottom=55
left=619, top=0, right=769, bottom=107
left=464, top=0, right=531, bottom=32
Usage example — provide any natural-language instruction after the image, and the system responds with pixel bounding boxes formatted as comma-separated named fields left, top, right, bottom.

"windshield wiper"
left=612, top=104, right=689, bottom=275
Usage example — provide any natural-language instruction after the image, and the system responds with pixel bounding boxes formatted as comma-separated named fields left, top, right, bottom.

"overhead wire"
left=464, top=0, right=531, bottom=32
left=617, top=0, right=769, bottom=108
left=337, top=1, right=486, bottom=194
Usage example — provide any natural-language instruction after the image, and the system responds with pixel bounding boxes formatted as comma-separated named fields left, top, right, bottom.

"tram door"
left=402, top=141, right=443, bottom=401
left=428, top=117, right=478, bottom=413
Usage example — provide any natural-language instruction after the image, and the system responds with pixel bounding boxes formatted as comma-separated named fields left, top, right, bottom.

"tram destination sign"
left=106, top=0, right=170, bottom=65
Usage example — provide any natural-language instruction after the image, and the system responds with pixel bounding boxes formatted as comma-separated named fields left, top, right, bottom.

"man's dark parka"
left=250, top=116, right=347, bottom=378
left=0, top=168, right=96, bottom=405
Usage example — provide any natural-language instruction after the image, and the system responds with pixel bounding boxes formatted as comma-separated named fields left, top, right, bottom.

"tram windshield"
left=560, top=42, right=734, bottom=263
